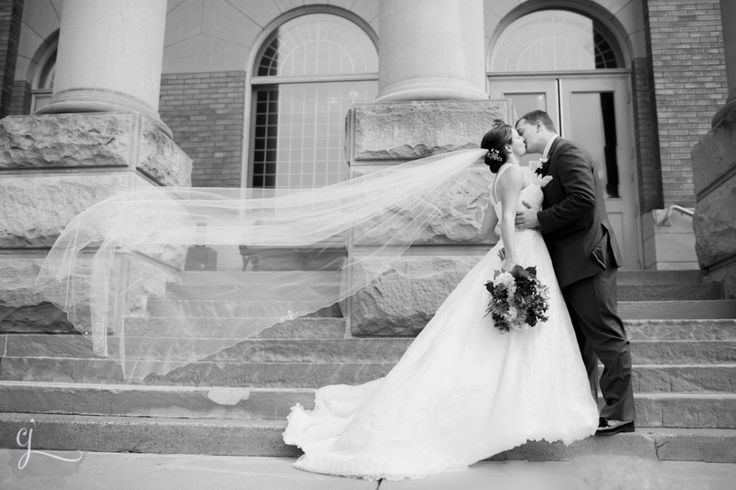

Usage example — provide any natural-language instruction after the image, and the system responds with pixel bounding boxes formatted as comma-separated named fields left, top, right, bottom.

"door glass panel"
left=502, top=91, right=551, bottom=167
left=568, top=91, right=619, bottom=198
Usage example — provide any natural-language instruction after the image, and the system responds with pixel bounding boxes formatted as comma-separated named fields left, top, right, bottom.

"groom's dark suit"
left=537, top=137, right=635, bottom=423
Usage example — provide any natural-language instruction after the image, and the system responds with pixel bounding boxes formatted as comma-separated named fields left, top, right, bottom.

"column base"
left=691, top=103, right=736, bottom=298
left=0, top=112, right=192, bottom=332
left=345, top=99, right=508, bottom=336
left=376, top=78, right=489, bottom=103
left=36, top=88, right=172, bottom=138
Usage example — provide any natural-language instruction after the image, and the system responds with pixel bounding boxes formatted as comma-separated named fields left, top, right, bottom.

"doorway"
left=490, top=74, right=641, bottom=269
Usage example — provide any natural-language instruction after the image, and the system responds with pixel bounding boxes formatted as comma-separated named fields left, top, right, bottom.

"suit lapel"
left=541, top=137, right=563, bottom=208
left=546, top=137, right=562, bottom=170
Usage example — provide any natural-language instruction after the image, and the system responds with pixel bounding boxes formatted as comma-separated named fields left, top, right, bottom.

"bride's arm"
left=497, top=166, right=524, bottom=270
left=479, top=201, right=499, bottom=241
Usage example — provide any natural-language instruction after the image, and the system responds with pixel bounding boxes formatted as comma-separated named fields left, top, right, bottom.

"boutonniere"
left=531, top=158, right=550, bottom=177
left=529, top=159, right=553, bottom=187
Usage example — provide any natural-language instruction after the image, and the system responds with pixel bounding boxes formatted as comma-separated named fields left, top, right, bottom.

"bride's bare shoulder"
left=497, top=164, right=524, bottom=185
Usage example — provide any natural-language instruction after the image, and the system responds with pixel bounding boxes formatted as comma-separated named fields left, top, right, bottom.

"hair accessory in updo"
left=487, top=148, right=503, bottom=162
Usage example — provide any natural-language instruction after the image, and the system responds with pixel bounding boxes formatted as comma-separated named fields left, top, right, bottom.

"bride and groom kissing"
left=282, top=109, right=636, bottom=481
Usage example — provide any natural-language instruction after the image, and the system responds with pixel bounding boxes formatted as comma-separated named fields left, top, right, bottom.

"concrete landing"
left=0, top=450, right=734, bottom=490
left=1, top=411, right=735, bottom=462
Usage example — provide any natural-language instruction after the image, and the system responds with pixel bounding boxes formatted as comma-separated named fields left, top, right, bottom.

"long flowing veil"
left=35, top=148, right=488, bottom=381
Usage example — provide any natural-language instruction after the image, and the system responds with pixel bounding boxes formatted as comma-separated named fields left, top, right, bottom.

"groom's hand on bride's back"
left=515, top=201, right=539, bottom=229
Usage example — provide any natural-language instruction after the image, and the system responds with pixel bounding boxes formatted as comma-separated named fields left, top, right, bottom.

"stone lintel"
left=347, top=99, right=511, bottom=163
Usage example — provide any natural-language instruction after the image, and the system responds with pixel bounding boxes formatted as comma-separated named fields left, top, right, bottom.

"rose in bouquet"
left=484, top=265, right=550, bottom=333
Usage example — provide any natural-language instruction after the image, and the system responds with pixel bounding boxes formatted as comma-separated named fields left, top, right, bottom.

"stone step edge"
left=0, top=381, right=733, bottom=399
left=0, top=412, right=734, bottom=462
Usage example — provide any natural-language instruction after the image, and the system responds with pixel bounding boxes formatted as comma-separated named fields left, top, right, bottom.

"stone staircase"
left=0, top=270, right=735, bottom=462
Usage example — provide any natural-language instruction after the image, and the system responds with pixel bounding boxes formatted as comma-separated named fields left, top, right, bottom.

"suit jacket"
left=537, top=137, right=623, bottom=288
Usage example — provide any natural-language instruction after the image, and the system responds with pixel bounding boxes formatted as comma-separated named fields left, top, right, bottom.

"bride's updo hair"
left=480, top=120, right=513, bottom=173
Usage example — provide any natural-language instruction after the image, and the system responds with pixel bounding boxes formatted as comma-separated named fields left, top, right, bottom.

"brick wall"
left=647, top=0, right=728, bottom=207
left=9, top=79, right=28, bottom=114
left=632, top=56, right=663, bottom=212
left=0, top=0, right=22, bottom=118
left=159, top=71, right=246, bottom=188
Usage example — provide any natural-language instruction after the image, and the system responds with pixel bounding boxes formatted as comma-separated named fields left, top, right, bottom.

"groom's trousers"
left=561, top=243, right=636, bottom=423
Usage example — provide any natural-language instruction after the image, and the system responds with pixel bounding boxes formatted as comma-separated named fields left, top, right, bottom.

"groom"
left=514, top=110, right=635, bottom=435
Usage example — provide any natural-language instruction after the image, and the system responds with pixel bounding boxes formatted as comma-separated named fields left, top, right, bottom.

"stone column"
left=0, top=1, right=191, bottom=333
left=344, top=1, right=506, bottom=336
left=690, top=0, right=736, bottom=298
left=376, top=0, right=487, bottom=101
left=36, top=0, right=169, bottom=135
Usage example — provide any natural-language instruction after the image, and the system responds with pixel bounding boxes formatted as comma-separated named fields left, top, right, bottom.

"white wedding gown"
left=282, top=169, right=599, bottom=480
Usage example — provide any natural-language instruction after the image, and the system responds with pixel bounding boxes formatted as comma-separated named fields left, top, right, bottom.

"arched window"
left=31, top=37, right=57, bottom=113
left=249, top=13, right=378, bottom=188
left=490, top=10, right=621, bottom=72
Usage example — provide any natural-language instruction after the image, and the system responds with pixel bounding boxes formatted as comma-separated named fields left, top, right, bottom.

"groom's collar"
left=541, top=135, right=559, bottom=162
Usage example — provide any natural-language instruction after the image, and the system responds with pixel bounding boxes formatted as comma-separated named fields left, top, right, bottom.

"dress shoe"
left=595, top=418, right=635, bottom=436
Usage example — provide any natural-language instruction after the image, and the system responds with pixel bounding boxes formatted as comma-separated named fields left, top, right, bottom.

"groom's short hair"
left=517, top=110, right=556, bottom=132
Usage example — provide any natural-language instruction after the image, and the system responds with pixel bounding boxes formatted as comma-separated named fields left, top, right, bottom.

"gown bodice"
left=490, top=164, right=543, bottom=235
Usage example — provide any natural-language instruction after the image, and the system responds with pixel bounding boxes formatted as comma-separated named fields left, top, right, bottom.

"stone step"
left=120, top=318, right=734, bottom=341
left=1, top=410, right=732, bottom=462
left=619, top=300, right=736, bottom=319
left=5, top=354, right=736, bottom=393
left=116, top=318, right=736, bottom=342
left=617, top=270, right=705, bottom=285
left=624, top=319, right=736, bottom=341
left=0, top=412, right=731, bottom=463
left=122, top=316, right=347, bottom=339
left=0, top=383, right=734, bottom=429
left=147, top=299, right=342, bottom=318
left=171, top=270, right=720, bottom=302
left=4, top=336, right=734, bottom=364
left=0, top=360, right=733, bottom=392
left=0, top=419, right=733, bottom=468
left=633, top=364, right=736, bottom=393
left=635, top=393, right=736, bottom=429
left=175, top=270, right=341, bottom=289
left=618, top=282, right=723, bottom=301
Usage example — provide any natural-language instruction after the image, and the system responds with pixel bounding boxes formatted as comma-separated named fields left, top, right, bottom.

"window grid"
left=490, top=10, right=620, bottom=72
left=252, top=13, right=378, bottom=189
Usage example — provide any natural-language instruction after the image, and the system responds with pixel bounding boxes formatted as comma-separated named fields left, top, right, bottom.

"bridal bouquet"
left=484, top=265, right=550, bottom=333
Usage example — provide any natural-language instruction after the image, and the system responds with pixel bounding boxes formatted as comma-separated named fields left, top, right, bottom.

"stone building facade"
left=0, top=0, right=734, bottom=333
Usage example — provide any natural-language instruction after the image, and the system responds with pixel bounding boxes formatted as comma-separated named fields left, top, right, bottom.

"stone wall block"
left=0, top=113, right=134, bottom=169
left=0, top=256, right=75, bottom=333
left=691, top=114, right=736, bottom=195
left=0, top=172, right=144, bottom=248
left=350, top=165, right=493, bottom=245
left=139, top=116, right=192, bottom=187
left=349, top=100, right=510, bottom=161
left=349, top=255, right=483, bottom=336
left=693, top=183, right=736, bottom=267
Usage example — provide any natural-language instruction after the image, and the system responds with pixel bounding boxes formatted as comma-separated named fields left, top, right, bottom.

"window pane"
left=252, top=81, right=378, bottom=188
left=257, top=14, right=378, bottom=77
left=490, top=10, right=618, bottom=72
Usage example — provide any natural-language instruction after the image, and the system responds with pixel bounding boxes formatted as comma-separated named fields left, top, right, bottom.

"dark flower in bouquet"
left=484, top=265, right=550, bottom=333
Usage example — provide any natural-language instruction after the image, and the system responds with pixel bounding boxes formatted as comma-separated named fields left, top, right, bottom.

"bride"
left=282, top=122, right=599, bottom=480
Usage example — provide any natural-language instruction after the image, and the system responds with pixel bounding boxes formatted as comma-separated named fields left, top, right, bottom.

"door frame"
left=488, top=71, right=643, bottom=269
